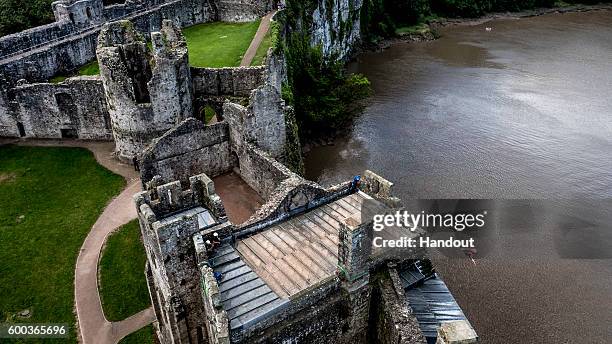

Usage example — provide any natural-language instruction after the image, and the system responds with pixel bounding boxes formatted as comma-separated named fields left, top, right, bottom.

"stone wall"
left=217, top=0, right=276, bottom=22
left=0, top=0, right=215, bottom=86
left=310, top=0, right=363, bottom=59
left=0, top=86, right=18, bottom=137
left=247, top=82, right=287, bottom=157
left=191, top=66, right=266, bottom=98
left=370, top=269, right=428, bottom=344
left=52, top=0, right=105, bottom=29
left=0, top=30, right=100, bottom=86
left=0, top=21, right=76, bottom=59
left=11, top=76, right=112, bottom=139
left=97, top=20, right=193, bottom=161
left=139, top=118, right=234, bottom=187
left=135, top=173, right=225, bottom=344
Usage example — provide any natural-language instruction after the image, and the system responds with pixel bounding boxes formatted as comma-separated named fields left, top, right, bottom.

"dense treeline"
left=283, top=33, right=372, bottom=132
left=0, top=0, right=124, bottom=37
left=282, top=2, right=372, bottom=135
left=361, top=0, right=603, bottom=39
left=0, top=0, right=55, bottom=37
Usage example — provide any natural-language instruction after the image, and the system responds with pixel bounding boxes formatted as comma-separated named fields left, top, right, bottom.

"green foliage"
left=251, top=25, right=273, bottom=66
left=78, top=60, right=100, bottom=75
left=0, top=145, right=125, bottom=342
left=200, top=105, right=217, bottom=123
left=360, top=0, right=586, bottom=41
left=360, top=0, right=396, bottom=41
left=270, top=20, right=282, bottom=53
left=285, top=33, right=372, bottom=132
left=0, top=0, right=54, bottom=36
left=99, top=220, right=151, bottom=322
left=429, top=0, right=557, bottom=18
left=361, top=0, right=433, bottom=40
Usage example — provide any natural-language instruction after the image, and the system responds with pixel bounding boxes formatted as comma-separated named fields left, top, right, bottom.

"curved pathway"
left=241, top=11, right=277, bottom=66
left=8, top=139, right=153, bottom=343
left=4, top=13, right=284, bottom=340
left=74, top=180, right=153, bottom=343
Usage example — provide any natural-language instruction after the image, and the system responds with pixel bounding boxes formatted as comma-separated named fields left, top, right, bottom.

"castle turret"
left=52, top=0, right=104, bottom=28
left=96, top=20, right=193, bottom=161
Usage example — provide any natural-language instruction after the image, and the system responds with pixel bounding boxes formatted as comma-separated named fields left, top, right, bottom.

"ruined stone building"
left=135, top=122, right=479, bottom=344
left=0, top=0, right=277, bottom=147
left=0, top=1, right=478, bottom=343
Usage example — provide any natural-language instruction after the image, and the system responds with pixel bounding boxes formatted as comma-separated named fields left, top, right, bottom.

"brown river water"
left=304, top=10, right=612, bottom=343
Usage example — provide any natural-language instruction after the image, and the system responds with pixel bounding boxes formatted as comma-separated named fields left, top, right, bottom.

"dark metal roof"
left=209, top=244, right=289, bottom=332
left=401, top=263, right=471, bottom=343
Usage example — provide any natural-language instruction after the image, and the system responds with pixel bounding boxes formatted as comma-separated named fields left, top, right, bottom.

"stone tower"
left=96, top=20, right=193, bottom=161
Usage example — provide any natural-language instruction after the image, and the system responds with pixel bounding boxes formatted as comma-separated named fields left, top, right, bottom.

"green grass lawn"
left=50, top=20, right=260, bottom=83
left=0, top=145, right=125, bottom=342
left=50, top=60, right=101, bottom=83
left=99, top=220, right=151, bottom=321
left=119, top=324, right=154, bottom=344
left=183, top=20, right=260, bottom=67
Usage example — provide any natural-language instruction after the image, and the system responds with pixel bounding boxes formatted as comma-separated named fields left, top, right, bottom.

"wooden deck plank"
left=261, top=230, right=294, bottom=256
left=251, top=234, right=284, bottom=260
left=233, top=195, right=366, bottom=298
left=280, top=254, right=317, bottom=284
left=344, top=193, right=366, bottom=211
left=237, top=240, right=299, bottom=297
left=300, top=211, right=339, bottom=238
left=324, top=201, right=353, bottom=219
left=334, top=197, right=361, bottom=214
left=244, top=237, right=311, bottom=292
left=290, top=217, right=338, bottom=256
left=272, top=224, right=332, bottom=273
left=306, top=208, right=342, bottom=230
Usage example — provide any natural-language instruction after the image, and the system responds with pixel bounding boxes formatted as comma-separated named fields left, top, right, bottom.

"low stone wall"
left=139, top=118, right=234, bottom=187
left=0, top=87, right=18, bottom=137
left=0, top=0, right=215, bottom=85
left=238, top=144, right=295, bottom=200
left=371, top=269, right=428, bottom=344
left=236, top=281, right=348, bottom=343
left=191, top=66, right=265, bottom=97
left=11, top=76, right=111, bottom=140
left=0, top=21, right=76, bottom=59
left=217, top=0, right=276, bottom=22
left=0, top=29, right=100, bottom=85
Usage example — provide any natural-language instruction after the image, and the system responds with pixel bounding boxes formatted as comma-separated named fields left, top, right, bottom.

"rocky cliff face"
left=310, top=0, right=363, bottom=59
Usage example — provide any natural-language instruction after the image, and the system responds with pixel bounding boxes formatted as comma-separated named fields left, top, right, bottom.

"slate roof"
left=209, top=244, right=289, bottom=332
left=400, top=263, right=471, bottom=344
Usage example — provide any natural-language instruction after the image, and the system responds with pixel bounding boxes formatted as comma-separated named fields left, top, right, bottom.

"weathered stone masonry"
left=97, top=20, right=193, bottom=161
left=0, top=0, right=276, bottom=140
left=11, top=76, right=111, bottom=140
left=0, top=1, right=479, bottom=342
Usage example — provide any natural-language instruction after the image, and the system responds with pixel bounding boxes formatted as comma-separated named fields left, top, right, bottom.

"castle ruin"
left=0, top=1, right=478, bottom=343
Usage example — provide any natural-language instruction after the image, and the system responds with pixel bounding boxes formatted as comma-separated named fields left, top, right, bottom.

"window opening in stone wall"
left=17, top=122, right=25, bottom=137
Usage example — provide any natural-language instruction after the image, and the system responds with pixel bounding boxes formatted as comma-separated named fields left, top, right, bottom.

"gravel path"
left=8, top=139, right=153, bottom=343
left=241, top=11, right=276, bottom=66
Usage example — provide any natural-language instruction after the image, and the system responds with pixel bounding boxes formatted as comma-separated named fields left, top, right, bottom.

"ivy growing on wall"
left=282, top=0, right=372, bottom=136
